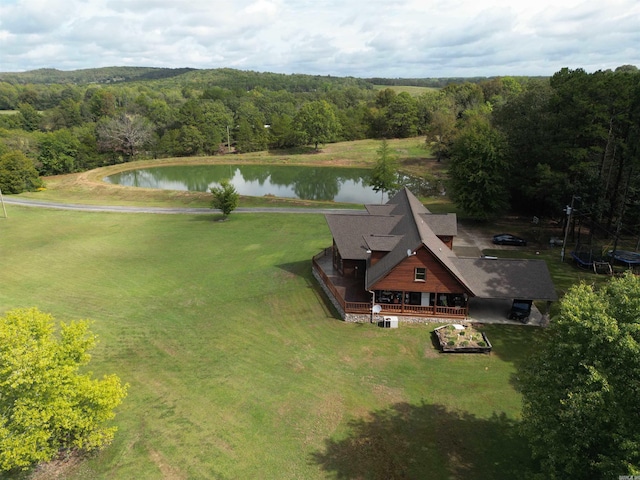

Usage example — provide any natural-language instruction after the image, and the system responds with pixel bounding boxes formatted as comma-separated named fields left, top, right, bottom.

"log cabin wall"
left=372, top=247, right=467, bottom=294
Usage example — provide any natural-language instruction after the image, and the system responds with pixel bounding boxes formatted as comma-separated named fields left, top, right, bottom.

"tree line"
left=1, top=65, right=639, bottom=235
left=0, top=68, right=529, bottom=187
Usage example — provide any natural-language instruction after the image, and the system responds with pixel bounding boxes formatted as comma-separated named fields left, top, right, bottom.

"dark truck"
left=509, top=299, right=532, bottom=323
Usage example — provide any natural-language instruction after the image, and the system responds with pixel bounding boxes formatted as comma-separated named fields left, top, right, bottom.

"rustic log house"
left=312, top=188, right=557, bottom=322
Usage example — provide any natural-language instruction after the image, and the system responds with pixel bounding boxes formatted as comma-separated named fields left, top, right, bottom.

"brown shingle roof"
left=323, top=187, right=557, bottom=302
left=452, top=258, right=558, bottom=301
left=325, top=214, right=399, bottom=260
left=420, top=213, right=458, bottom=236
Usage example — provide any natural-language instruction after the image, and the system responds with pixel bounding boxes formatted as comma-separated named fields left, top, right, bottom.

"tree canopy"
left=210, top=179, right=239, bottom=219
left=295, top=100, right=341, bottom=150
left=520, top=273, right=640, bottom=478
left=448, top=118, right=509, bottom=219
left=0, top=308, right=128, bottom=472
left=0, top=150, right=43, bottom=193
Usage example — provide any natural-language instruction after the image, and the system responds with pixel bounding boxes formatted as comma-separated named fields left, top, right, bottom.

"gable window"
left=414, top=267, right=426, bottom=282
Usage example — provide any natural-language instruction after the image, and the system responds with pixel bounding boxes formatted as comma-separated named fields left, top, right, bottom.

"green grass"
left=372, top=85, right=439, bottom=96
left=1, top=206, right=537, bottom=479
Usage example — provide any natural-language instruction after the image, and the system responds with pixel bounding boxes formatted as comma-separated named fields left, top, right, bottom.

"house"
left=312, top=188, right=557, bottom=322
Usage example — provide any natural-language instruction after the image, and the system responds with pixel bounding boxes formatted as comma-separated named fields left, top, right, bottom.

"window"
left=414, top=267, right=426, bottom=281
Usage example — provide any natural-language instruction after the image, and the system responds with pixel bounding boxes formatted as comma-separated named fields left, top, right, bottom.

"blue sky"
left=1, top=0, right=638, bottom=77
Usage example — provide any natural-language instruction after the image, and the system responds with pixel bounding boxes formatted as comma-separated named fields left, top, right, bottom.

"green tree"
left=0, top=307, right=128, bottom=472
left=520, top=273, right=640, bottom=479
left=384, top=92, right=419, bottom=138
left=37, top=129, right=80, bottom=175
left=210, top=179, right=239, bottom=219
left=448, top=119, right=509, bottom=219
left=234, top=102, right=268, bottom=153
left=0, top=150, right=43, bottom=193
left=368, top=139, right=398, bottom=203
left=295, top=100, right=341, bottom=151
left=17, top=103, right=42, bottom=132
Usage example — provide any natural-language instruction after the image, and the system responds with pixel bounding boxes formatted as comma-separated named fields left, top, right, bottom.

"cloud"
left=0, top=0, right=638, bottom=76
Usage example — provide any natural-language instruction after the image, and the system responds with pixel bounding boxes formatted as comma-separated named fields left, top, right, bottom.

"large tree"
left=0, top=308, right=128, bottom=472
left=295, top=100, right=341, bottom=150
left=96, top=113, right=154, bottom=161
left=448, top=118, right=509, bottom=219
left=0, top=150, right=43, bottom=194
left=520, top=273, right=640, bottom=479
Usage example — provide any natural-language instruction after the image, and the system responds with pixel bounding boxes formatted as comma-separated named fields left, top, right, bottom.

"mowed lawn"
left=1, top=206, right=536, bottom=479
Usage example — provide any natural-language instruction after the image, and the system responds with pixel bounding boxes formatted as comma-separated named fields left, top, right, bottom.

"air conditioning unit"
left=381, top=316, right=398, bottom=328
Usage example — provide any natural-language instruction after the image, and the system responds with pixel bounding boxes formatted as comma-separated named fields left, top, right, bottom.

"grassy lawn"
left=372, top=85, right=439, bottom=96
left=1, top=205, right=536, bottom=479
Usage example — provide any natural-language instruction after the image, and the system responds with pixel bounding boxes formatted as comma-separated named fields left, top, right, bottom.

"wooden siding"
left=372, top=247, right=468, bottom=294
left=438, top=236, right=453, bottom=250
left=370, top=251, right=386, bottom=266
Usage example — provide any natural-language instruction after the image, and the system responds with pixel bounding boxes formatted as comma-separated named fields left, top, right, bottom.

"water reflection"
left=105, top=164, right=436, bottom=204
left=106, top=165, right=383, bottom=203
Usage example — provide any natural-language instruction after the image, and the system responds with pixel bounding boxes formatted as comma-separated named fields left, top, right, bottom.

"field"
left=1, top=203, right=536, bottom=479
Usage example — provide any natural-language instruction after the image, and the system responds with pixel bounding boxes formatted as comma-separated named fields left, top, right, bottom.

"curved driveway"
left=2, top=197, right=363, bottom=215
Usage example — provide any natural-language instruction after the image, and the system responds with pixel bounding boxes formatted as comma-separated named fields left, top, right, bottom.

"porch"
left=312, top=248, right=467, bottom=319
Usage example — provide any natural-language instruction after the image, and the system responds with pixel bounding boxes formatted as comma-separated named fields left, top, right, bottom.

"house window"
left=414, top=267, right=426, bottom=282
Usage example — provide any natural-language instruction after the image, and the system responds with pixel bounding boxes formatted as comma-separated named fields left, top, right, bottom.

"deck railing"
left=313, top=249, right=467, bottom=318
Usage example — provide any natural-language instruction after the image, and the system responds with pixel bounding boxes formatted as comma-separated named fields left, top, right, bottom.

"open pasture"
left=0, top=205, right=535, bottom=479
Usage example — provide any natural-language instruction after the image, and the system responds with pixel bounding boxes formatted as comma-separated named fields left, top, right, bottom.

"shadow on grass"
left=311, top=401, right=532, bottom=480
left=476, top=324, right=548, bottom=393
left=278, top=260, right=314, bottom=279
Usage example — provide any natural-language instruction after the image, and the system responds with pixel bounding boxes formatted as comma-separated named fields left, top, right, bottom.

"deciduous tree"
left=210, top=179, right=239, bottom=219
left=96, top=113, right=153, bottom=161
left=448, top=118, right=509, bottom=219
left=0, top=150, right=43, bottom=193
left=520, top=273, right=640, bottom=478
left=295, top=100, right=341, bottom=151
left=0, top=308, right=128, bottom=472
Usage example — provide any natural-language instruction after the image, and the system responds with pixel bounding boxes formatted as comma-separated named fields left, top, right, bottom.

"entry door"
left=421, top=292, right=431, bottom=306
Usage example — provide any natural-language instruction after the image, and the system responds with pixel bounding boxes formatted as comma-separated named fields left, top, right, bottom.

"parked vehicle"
left=509, top=299, right=532, bottom=323
left=492, top=233, right=527, bottom=246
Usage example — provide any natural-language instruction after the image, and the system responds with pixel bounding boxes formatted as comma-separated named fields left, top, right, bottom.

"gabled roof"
left=323, top=187, right=557, bottom=302
left=364, top=188, right=472, bottom=292
left=325, top=213, right=399, bottom=260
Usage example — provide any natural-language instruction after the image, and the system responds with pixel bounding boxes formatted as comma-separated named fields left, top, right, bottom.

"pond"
left=105, top=164, right=391, bottom=203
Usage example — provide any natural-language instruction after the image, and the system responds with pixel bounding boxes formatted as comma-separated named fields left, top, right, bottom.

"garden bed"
left=434, top=324, right=492, bottom=353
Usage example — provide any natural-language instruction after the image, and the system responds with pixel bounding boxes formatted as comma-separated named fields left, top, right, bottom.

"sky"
left=1, top=0, right=639, bottom=78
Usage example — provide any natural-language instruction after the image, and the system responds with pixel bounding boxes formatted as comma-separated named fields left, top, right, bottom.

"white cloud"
left=0, top=0, right=638, bottom=76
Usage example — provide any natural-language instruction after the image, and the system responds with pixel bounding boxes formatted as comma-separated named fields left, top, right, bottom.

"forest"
left=0, top=65, right=639, bottom=238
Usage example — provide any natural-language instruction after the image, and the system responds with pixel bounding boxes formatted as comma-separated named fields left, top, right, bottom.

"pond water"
left=104, top=164, right=391, bottom=203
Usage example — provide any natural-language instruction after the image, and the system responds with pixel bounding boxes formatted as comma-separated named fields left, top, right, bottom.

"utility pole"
left=0, top=187, right=6, bottom=218
left=561, top=195, right=580, bottom=262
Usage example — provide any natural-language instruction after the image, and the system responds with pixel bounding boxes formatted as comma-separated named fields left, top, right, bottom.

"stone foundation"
left=345, top=313, right=469, bottom=324
left=312, top=265, right=345, bottom=318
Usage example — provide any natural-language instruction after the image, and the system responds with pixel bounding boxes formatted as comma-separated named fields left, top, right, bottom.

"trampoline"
left=607, top=250, right=640, bottom=267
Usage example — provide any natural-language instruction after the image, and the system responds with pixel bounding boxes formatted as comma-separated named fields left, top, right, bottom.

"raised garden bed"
left=433, top=324, right=492, bottom=353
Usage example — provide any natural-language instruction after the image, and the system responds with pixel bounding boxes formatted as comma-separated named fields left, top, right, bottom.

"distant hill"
left=0, top=66, right=197, bottom=85
left=0, top=66, right=375, bottom=93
